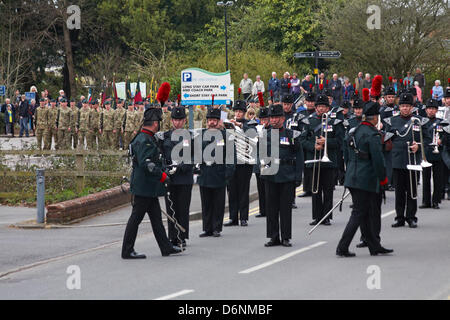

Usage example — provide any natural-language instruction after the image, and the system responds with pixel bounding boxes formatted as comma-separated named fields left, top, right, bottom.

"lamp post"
left=217, top=1, right=234, bottom=71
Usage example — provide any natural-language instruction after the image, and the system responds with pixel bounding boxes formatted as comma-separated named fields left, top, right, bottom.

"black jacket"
left=18, top=100, right=30, bottom=117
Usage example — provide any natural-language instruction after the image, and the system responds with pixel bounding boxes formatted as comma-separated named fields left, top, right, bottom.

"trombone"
left=224, top=120, right=258, bottom=164
left=305, top=113, right=331, bottom=194
left=429, top=127, right=440, bottom=154
left=405, top=117, right=432, bottom=199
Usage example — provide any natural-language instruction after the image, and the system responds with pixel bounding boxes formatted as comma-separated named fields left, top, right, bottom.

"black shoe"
left=370, top=247, right=394, bottom=256
left=199, top=232, right=212, bottom=237
left=419, top=204, right=431, bottom=209
left=349, top=204, right=354, bottom=208
left=240, top=220, right=248, bottom=226
left=321, top=219, right=331, bottom=226
left=224, top=220, right=238, bottom=227
left=297, top=191, right=312, bottom=198
left=432, top=203, right=440, bottom=209
left=356, top=242, right=368, bottom=248
left=387, top=186, right=395, bottom=191
left=292, top=203, right=297, bottom=209
left=309, top=219, right=319, bottom=226
left=265, top=238, right=281, bottom=247
left=162, top=245, right=183, bottom=256
left=407, top=221, right=417, bottom=228
left=391, top=221, right=405, bottom=228
left=122, top=251, right=146, bottom=259
left=281, top=239, right=292, bottom=247
left=212, top=231, right=221, bottom=237
left=255, top=214, right=266, bottom=218
left=336, top=249, right=356, bottom=257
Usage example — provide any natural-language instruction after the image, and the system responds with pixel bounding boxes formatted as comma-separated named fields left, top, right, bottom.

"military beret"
left=399, top=93, right=414, bottom=105
left=305, top=92, right=316, bottom=102
left=258, top=107, right=269, bottom=118
left=82, top=99, right=88, bottom=103
left=363, top=101, right=380, bottom=116
left=341, top=101, right=351, bottom=109
left=233, top=100, right=247, bottom=112
left=127, top=102, right=133, bottom=106
left=70, top=98, right=75, bottom=102
left=60, top=98, right=67, bottom=103
left=444, top=87, right=450, bottom=98
left=269, top=103, right=284, bottom=117
left=93, top=100, right=99, bottom=104
left=425, top=98, right=439, bottom=109
left=143, top=107, right=162, bottom=124
left=89, top=101, right=95, bottom=105
left=273, top=97, right=281, bottom=103
left=282, top=94, right=294, bottom=103
left=104, top=101, right=111, bottom=105
left=50, top=99, right=57, bottom=103
left=39, top=98, right=45, bottom=102
left=407, top=87, right=417, bottom=96
left=384, top=86, right=396, bottom=96
left=171, top=106, right=186, bottom=119
left=315, top=94, right=330, bottom=107
left=206, top=107, right=221, bottom=119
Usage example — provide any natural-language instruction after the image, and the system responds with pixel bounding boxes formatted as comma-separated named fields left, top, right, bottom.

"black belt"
left=279, top=159, right=296, bottom=165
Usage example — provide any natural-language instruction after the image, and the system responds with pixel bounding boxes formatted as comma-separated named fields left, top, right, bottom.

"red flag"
left=134, top=79, right=142, bottom=103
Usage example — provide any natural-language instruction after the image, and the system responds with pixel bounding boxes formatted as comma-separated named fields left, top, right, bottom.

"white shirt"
left=252, top=80, right=265, bottom=95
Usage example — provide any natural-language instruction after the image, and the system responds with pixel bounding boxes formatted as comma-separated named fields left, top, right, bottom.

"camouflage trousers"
left=123, top=131, right=136, bottom=151
left=36, top=128, right=46, bottom=150
left=57, top=129, right=71, bottom=150
left=44, top=128, right=58, bottom=150
left=116, top=130, right=125, bottom=150
left=100, top=130, right=115, bottom=150
left=88, top=129, right=100, bottom=150
left=77, top=130, right=88, bottom=150
left=72, top=131, right=78, bottom=149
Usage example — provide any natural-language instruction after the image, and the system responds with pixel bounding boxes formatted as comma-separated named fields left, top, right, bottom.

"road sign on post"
left=0, top=86, right=5, bottom=96
left=293, top=50, right=341, bottom=92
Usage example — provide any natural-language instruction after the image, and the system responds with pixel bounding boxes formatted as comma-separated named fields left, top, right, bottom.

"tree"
left=321, top=0, right=449, bottom=82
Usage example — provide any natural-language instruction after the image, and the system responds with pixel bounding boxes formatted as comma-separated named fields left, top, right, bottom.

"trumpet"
left=429, top=128, right=440, bottom=154
left=305, top=113, right=331, bottom=194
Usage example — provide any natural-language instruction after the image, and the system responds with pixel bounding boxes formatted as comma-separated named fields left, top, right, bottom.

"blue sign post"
left=0, top=86, right=5, bottom=96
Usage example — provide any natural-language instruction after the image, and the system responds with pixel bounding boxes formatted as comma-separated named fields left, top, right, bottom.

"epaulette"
left=384, top=132, right=394, bottom=141
left=444, top=126, right=450, bottom=134
left=155, top=131, right=165, bottom=141
left=333, top=119, right=343, bottom=125
left=296, top=113, right=306, bottom=121
left=421, top=118, right=430, bottom=125
left=384, top=117, right=392, bottom=126
left=302, top=118, right=310, bottom=125
left=343, top=119, right=349, bottom=127
left=247, top=119, right=258, bottom=127
left=292, top=130, right=301, bottom=139
left=348, top=127, right=357, bottom=135
left=383, top=107, right=393, bottom=112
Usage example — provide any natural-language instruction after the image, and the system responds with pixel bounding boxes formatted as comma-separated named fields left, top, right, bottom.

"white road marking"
left=381, top=210, right=396, bottom=219
left=154, top=289, right=195, bottom=300
left=239, top=241, right=327, bottom=274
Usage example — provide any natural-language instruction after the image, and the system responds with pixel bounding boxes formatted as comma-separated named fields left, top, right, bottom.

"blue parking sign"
left=0, top=85, right=5, bottom=96
left=182, top=72, right=192, bottom=82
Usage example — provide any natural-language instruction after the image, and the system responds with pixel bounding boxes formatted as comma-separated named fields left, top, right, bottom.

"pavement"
left=0, top=183, right=449, bottom=300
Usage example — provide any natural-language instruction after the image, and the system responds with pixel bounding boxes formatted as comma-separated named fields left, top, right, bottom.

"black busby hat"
left=305, top=92, right=316, bottom=102
left=407, top=87, right=417, bottom=96
left=258, top=107, right=269, bottom=118
left=282, top=94, right=294, bottom=103
left=363, top=101, right=380, bottom=116
left=341, top=101, right=351, bottom=109
left=384, top=86, right=396, bottom=96
left=425, top=98, right=439, bottom=109
left=206, top=108, right=221, bottom=119
left=171, top=106, right=186, bottom=119
left=315, top=94, right=330, bottom=107
left=269, top=103, right=284, bottom=117
left=444, top=87, right=450, bottom=98
left=353, top=98, right=363, bottom=108
left=233, top=100, right=247, bottom=112
left=143, top=107, right=163, bottom=125
left=323, top=88, right=332, bottom=97
left=399, top=93, right=414, bottom=105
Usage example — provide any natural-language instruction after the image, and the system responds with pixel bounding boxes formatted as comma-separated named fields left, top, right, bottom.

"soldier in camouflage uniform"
left=88, top=100, right=101, bottom=150
left=114, top=99, right=126, bottom=150
left=56, top=98, right=73, bottom=149
left=34, top=99, right=49, bottom=150
left=45, top=99, right=59, bottom=150
left=70, top=99, right=79, bottom=149
left=99, top=101, right=115, bottom=149
left=161, top=105, right=172, bottom=131
left=77, top=99, right=90, bottom=150
left=123, top=102, right=137, bottom=150
left=135, top=102, right=145, bottom=133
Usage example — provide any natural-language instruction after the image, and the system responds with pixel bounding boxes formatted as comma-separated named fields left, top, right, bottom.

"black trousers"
left=337, top=188, right=382, bottom=252
left=303, top=167, right=312, bottom=193
left=393, top=169, right=418, bottom=223
left=256, top=173, right=266, bottom=216
left=265, top=180, right=295, bottom=240
left=243, top=93, right=251, bottom=100
left=337, top=150, right=345, bottom=185
left=360, top=191, right=382, bottom=243
left=384, top=151, right=393, bottom=185
left=164, top=184, right=193, bottom=241
left=122, top=195, right=173, bottom=257
left=200, top=186, right=226, bottom=233
left=312, top=167, right=335, bottom=220
left=422, top=160, right=444, bottom=205
left=227, top=164, right=253, bottom=222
